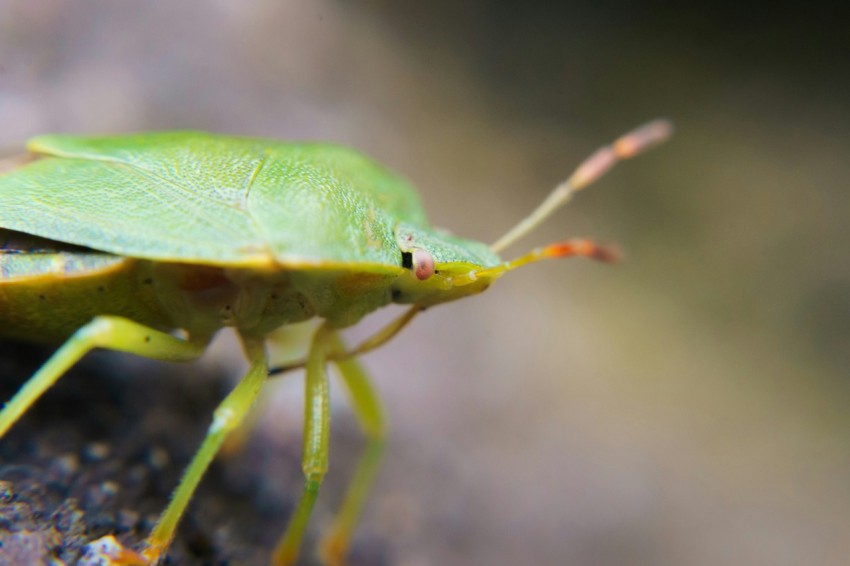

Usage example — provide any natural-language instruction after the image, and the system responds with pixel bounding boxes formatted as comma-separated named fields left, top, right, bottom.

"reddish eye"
left=412, top=248, right=435, bottom=281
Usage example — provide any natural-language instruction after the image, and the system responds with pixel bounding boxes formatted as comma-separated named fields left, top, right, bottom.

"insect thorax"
left=0, top=247, right=491, bottom=345
left=150, top=260, right=498, bottom=339
left=147, top=263, right=399, bottom=338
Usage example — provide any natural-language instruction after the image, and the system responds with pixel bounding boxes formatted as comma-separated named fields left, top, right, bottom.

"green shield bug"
left=0, top=120, right=671, bottom=565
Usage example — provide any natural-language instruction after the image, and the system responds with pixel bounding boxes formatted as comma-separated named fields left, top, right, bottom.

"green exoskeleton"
left=0, top=120, right=671, bottom=565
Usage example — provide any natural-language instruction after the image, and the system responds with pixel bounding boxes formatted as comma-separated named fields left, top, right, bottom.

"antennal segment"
left=490, top=119, right=673, bottom=254
left=451, top=238, right=619, bottom=287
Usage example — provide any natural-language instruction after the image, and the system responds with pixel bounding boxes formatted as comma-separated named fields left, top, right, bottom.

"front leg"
left=320, top=333, right=387, bottom=566
left=272, top=322, right=334, bottom=566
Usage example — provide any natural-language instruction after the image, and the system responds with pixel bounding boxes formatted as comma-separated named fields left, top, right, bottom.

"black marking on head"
left=401, top=251, right=413, bottom=269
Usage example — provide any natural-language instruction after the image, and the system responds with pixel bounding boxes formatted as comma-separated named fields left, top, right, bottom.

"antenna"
left=490, top=119, right=673, bottom=254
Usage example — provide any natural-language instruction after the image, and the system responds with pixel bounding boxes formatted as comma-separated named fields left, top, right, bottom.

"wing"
left=0, top=228, right=125, bottom=281
left=0, top=132, right=429, bottom=271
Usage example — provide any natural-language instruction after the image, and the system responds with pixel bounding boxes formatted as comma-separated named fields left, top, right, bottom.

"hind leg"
left=0, top=315, right=207, bottom=437
left=142, top=337, right=269, bottom=563
left=320, top=333, right=386, bottom=566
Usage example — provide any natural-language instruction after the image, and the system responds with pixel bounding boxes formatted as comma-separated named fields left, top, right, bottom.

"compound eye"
left=412, top=248, right=435, bottom=280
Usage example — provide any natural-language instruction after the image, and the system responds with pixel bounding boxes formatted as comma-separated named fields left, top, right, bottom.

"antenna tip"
left=613, top=119, right=674, bottom=158
left=590, top=243, right=622, bottom=263
left=543, top=240, right=622, bottom=263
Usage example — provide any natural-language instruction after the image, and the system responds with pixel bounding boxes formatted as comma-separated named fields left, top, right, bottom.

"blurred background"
left=1, top=1, right=849, bottom=565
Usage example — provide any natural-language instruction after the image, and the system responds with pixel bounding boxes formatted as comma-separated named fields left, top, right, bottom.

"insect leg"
left=320, top=335, right=386, bottom=566
left=272, top=322, right=335, bottom=566
left=268, top=306, right=421, bottom=377
left=0, top=315, right=206, bottom=438
left=220, top=323, right=314, bottom=457
left=142, top=338, right=268, bottom=564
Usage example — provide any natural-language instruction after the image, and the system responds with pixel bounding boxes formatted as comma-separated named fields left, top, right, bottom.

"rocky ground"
left=0, top=341, right=388, bottom=566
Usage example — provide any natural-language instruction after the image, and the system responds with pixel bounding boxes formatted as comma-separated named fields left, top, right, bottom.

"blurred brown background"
left=2, top=2, right=849, bottom=565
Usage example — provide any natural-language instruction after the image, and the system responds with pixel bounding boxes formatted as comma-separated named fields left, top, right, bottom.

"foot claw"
left=319, top=533, right=348, bottom=566
left=79, top=535, right=148, bottom=566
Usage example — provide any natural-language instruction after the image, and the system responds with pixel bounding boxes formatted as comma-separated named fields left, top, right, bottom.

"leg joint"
left=303, top=467, right=327, bottom=484
left=76, top=315, right=118, bottom=345
left=210, top=407, right=237, bottom=435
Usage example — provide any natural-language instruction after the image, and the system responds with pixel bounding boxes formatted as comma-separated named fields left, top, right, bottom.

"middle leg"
left=272, top=322, right=335, bottom=566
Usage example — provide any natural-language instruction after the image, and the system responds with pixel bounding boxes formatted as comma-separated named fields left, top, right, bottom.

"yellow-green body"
left=0, top=236, right=159, bottom=343
left=0, top=132, right=499, bottom=342
left=0, top=131, right=506, bottom=566
left=0, top=122, right=670, bottom=565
